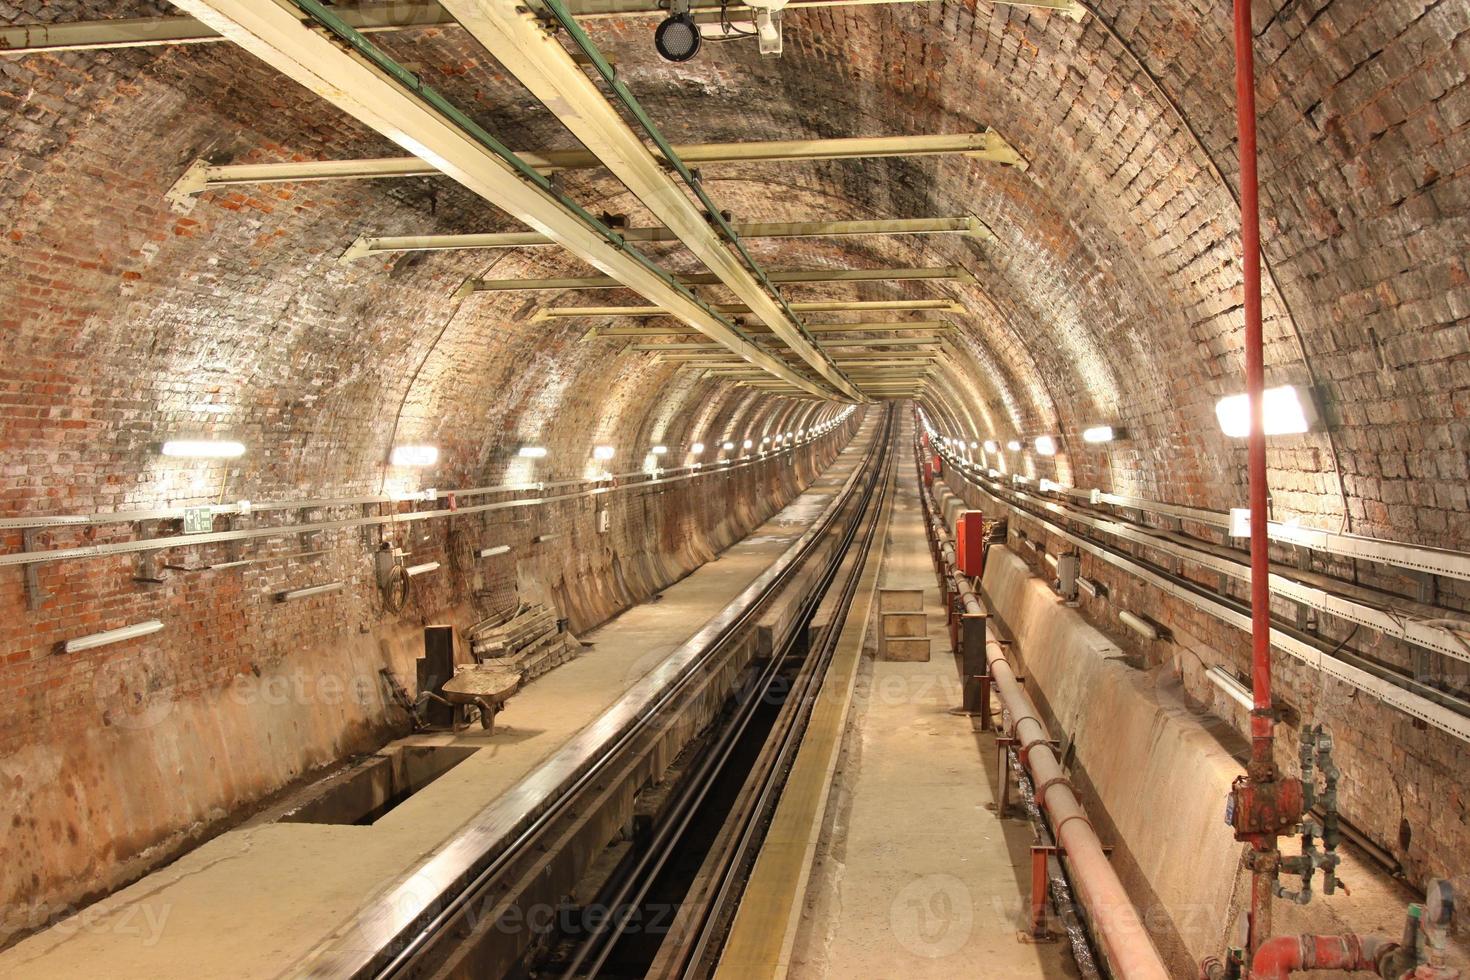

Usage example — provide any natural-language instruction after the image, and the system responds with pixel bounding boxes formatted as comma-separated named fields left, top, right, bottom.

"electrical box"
left=597, top=509, right=610, bottom=534
left=955, top=510, right=985, bottom=577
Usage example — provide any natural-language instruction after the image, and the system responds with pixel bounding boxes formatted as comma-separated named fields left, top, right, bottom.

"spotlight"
left=655, top=1, right=700, bottom=62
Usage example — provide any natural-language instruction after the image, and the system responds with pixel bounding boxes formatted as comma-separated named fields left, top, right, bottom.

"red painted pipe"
left=1233, top=0, right=1280, bottom=954
left=1250, top=934, right=1389, bottom=980
left=920, top=469, right=1170, bottom=980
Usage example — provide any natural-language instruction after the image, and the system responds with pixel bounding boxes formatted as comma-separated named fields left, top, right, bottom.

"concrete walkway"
left=0, top=419, right=879, bottom=980
left=791, top=417, right=1077, bottom=979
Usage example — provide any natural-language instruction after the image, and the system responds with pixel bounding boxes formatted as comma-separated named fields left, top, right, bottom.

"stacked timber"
left=465, top=603, right=579, bottom=682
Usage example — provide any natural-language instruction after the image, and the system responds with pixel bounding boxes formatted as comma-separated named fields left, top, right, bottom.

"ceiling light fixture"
left=1082, top=425, right=1116, bottom=444
left=654, top=0, right=701, bottom=62
left=593, top=445, right=615, bottom=460
left=1034, top=435, right=1057, bottom=456
left=518, top=446, right=548, bottom=458
left=1007, top=439, right=1021, bottom=452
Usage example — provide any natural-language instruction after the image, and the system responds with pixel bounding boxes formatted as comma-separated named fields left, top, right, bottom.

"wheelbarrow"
left=434, top=665, right=522, bottom=734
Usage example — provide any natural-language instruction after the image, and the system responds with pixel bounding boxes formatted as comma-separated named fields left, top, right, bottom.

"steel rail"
left=559, top=406, right=895, bottom=978
left=346, top=414, right=889, bottom=979
left=671, top=411, right=897, bottom=979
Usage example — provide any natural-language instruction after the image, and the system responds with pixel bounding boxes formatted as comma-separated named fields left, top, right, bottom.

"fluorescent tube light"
left=1215, top=385, right=1312, bottom=437
left=390, top=445, right=439, bottom=466
left=405, top=561, right=440, bottom=576
left=1007, top=439, right=1021, bottom=451
left=1082, top=425, right=1116, bottom=444
left=742, top=439, right=753, bottom=449
left=63, top=619, right=164, bottom=654
left=722, top=442, right=735, bottom=451
left=477, top=545, right=511, bottom=558
left=983, top=440, right=998, bottom=453
left=519, top=446, right=548, bottom=458
left=651, top=445, right=668, bottom=455
left=1034, top=435, right=1057, bottom=456
left=691, top=442, right=705, bottom=454
left=1077, top=576, right=1105, bottom=598
left=1119, top=609, right=1160, bottom=640
left=1206, top=666, right=1254, bottom=710
left=593, top=445, right=615, bottom=460
left=161, top=439, right=245, bottom=459
left=277, top=582, right=344, bottom=602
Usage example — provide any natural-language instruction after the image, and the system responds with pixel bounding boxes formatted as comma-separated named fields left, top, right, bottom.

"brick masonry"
left=1, top=0, right=1467, bottom=946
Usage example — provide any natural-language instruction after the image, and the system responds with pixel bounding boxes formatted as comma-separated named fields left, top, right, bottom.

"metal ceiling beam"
left=166, top=0, right=839, bottom=401
left=2, top=1, right=1081, bottom=54
left=467, top=265, right=973, bottom=292
left=340, top=217, right=995, bottom=261
left=437, top=0, right=860, bottom=400
left=633, top=336, right=943, bottom=350
left=585, top=320, right=955, bottom=338
left=539, top=300, right=966, bottom=321
left=169, top=133, right=1023, bottom=202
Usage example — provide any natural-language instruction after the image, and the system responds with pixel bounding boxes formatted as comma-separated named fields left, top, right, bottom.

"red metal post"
left=1029, top=844, right=1058, bottom=937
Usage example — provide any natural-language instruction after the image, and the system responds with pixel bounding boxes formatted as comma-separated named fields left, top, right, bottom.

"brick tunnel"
left=1, top=1, right=1467, bottom=977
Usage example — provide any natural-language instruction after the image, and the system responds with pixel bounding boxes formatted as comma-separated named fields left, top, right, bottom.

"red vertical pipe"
left=1234, top=0, right=1279, bottom=957
left=1234, top=0, right=1272, bottom=772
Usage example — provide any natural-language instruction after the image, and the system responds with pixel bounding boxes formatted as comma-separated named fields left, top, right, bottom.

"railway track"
left=296, top=405, right=897, bottom=980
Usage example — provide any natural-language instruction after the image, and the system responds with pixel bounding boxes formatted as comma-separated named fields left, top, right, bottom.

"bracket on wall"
left=299, top=507, right=325, bottom=553
left=1410, top=569, right=1438, bottom=606
left=22, top=528, right=46, bottom=611
left=134, top=521, right=167, bottom=584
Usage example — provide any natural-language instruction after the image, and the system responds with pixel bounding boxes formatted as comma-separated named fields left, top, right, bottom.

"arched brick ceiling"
left=3, top=0, right=1465, bottom=548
